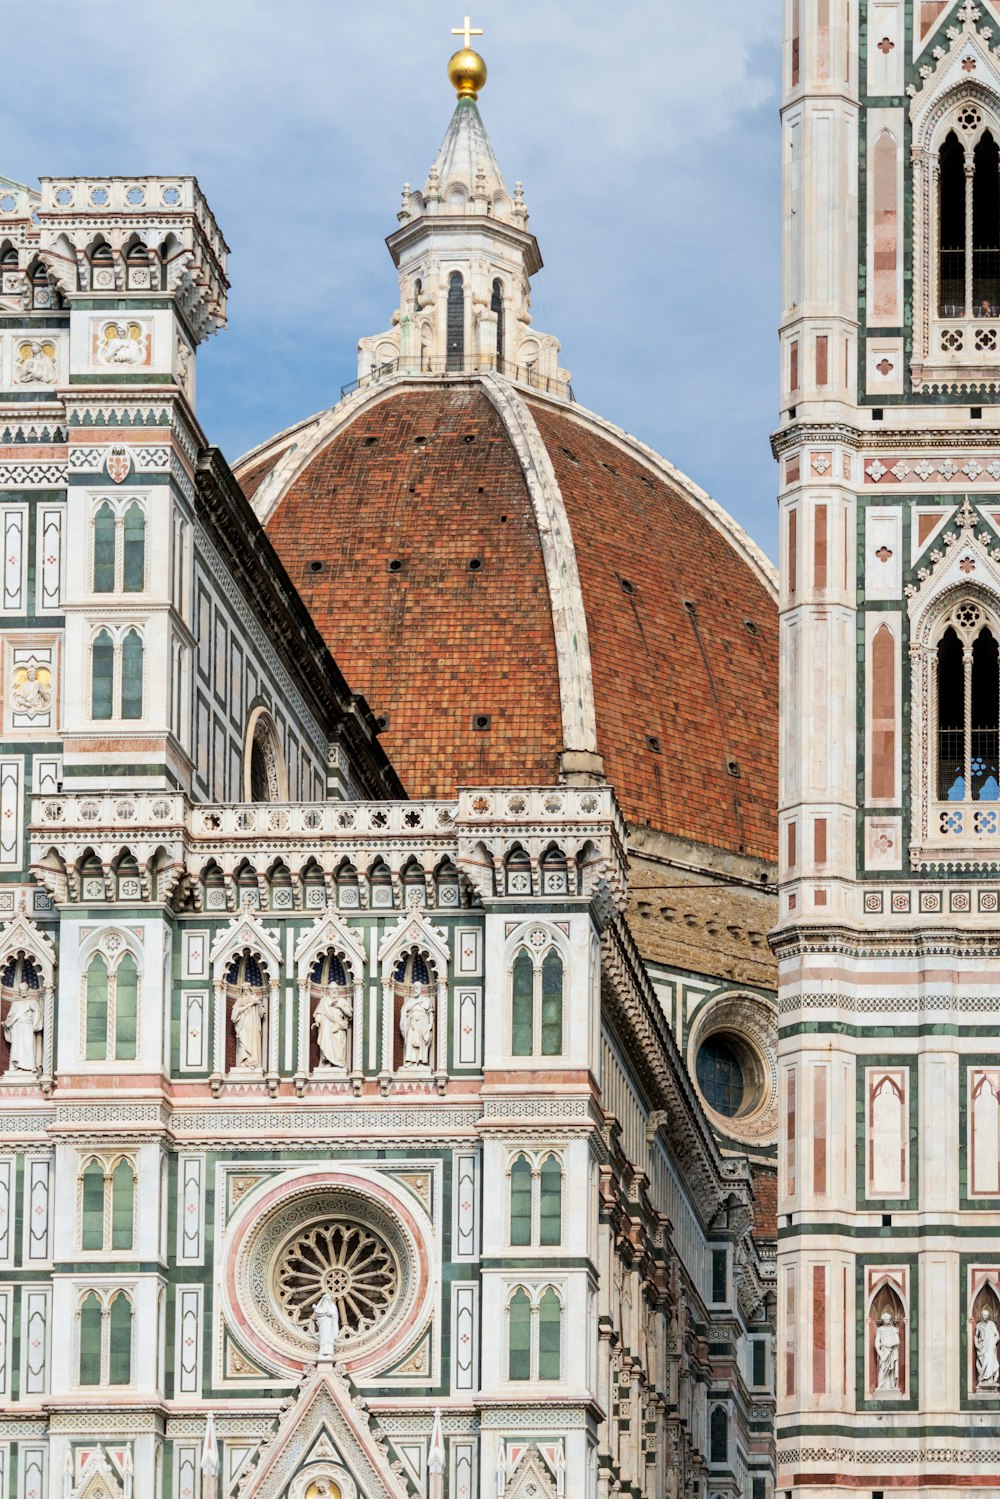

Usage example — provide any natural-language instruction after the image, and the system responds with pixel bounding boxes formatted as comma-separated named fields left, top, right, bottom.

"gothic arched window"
left=710, top=1405, right=729, bottom=1464
left=79, top=1292, right=103, bottom=1384
left=937, top=118, right=1000, bottom=317
left=108, top=1291, right=133, bottom=1384
left=510, top=1155, right=532, bottom=1246
left=122, top=503, right=145, bottom=592
left=537, top=1288, right=562, bottom=1380
left=85, top=954, right=110, bottom=1059
left=121, top=629, right=144, bottom=720
left=508, top=1288, right=531, bottom=1380
left=936, top=603, right=1000, bottom=804
left=539, top=1155, right=562, bottom=1246
left=492, top=277, right=504, bottom=371
left=81, top=1160, right=105, bottom=1249
left=94, top=503, right=116, bottom=592
left=91, top=631, right=114, bottom=719
left=509, top=942, right=565, bottom=1058
left=446, top=271, right=464, bottom=370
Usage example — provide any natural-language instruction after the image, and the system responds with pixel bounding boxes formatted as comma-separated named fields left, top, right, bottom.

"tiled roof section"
left=263, top=386, right=564, bottom=797
left=239, top=456, right=278, bottom=502
left=751, top=1165, right=777, bottom=1242
left=528, top=402, right=778, bottom=862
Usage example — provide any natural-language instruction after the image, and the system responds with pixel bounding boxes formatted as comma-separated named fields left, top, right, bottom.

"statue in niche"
left=3, top=980, right=42, bottom=1073
left=975, top=1306, right=1000, bottom=1390
left=98, top=320, right=145, bottom=367
left=313, top=983, right=352, bottom=1070
left=231, top=980, right=265, bottom=1070
left=14, top=340, right=56, bottom=385
left=874, top=1310, right=900, bottom=1392
left=314, top=1292, right=340, bottom=1360
left=12, top=661, right=52, bottom=719
left=400, top=979, right=434, bottom=1067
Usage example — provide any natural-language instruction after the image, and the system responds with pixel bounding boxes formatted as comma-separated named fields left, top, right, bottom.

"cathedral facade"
left=0, top=28, right=779, bottom=1499
left=777, top=1, right=1000, bottom=1494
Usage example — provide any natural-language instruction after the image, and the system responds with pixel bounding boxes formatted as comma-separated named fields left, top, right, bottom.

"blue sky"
left=5, top=1, right=782, bottom=556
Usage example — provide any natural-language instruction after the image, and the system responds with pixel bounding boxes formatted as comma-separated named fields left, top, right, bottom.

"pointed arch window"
left=508, top=1151, right=563, bottom=1247
left=91, top=631, right=114, bottom=719
left=710, top=1405, right=729, bottom=1464
left=91, top=628, right=144, bottom=721
left=492, top=277, right=505, bottom=371
left=122, top=503, right=146, bottom=591
left=936, top=603, right=1000, bottom=804
left=446, top=271, right=464, bottom=371
left=508, top=1288, right=531, bottom=1380
left=79, top=1293, right=103, bottom=1385
left=77, top=1286, right=136, bottom=1388
left=509, top=1155, right=533, bottom=1246
left=509, top=942, right=564, bottom=1057
left=81, top=1160, right=106, bottom=1249
left=937, top=119, right=1000, bottom=317
left=121, top=629, right=144, bottom=720
left=506, top=1284, right=563, bottom=1382
left=94, top=503, right=116, bottom=592
left=82, top=946, right=141, bottom=1062
left=108, top=1292, right=133, bottom=1384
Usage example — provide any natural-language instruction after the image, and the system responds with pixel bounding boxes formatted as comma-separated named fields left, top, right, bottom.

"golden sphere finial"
left=448, top=16, right=486, bottom=99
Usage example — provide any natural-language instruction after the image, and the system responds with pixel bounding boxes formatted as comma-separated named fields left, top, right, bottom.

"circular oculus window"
left=687, top=992, right=777, bottom=1145
left=222, top=1168, right=433, bottom=1376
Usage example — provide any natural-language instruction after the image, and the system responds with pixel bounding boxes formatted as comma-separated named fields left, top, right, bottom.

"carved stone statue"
left=400, top=979, right=434, bottom=1067
left=12, top=662, right=51, bottom=719
left=99, top=321, right=144, bottom=367
left=314, top=1292, right=339, bottom=1360
left=3, top=981, right=42, bottom=1073
left=313, top=984, right=352, bottom=1069
left=14, top=340, right=56, bottom=385
left=874, top=1310, right=900, bottom=1392
left=975, top=1306, right=1000, bottom=1390
left=231, top=981, right=265, bottom=1069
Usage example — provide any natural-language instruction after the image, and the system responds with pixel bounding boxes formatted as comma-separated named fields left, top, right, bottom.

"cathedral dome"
left=237, top=374, right=778, bottom=862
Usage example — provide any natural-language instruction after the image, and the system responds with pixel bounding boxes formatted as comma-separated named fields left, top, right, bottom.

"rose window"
left=275, top=1221, right=399, bottom=1342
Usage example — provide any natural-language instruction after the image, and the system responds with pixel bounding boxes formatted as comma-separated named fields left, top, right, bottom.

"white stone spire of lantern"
left=357, top=18, right=568, bottom=393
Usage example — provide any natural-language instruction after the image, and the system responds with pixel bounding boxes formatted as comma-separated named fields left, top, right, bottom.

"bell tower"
left=776, top=2, right=1000, bottom=1494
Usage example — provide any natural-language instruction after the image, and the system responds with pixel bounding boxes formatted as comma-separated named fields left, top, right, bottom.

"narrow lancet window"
left=492, top=277, right=504, bottom=371
left=937, top=608, right=1000, bottom=802
left=939, top=131, right=966, bottom=316
left=446, top=271, right=464, bottom=371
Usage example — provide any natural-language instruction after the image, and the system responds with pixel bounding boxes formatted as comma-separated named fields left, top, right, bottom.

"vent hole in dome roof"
left=744, top=618, right=758, bottom=635
left=408, top=485, right=416, bottom=494
left=463, top=433, right=476, bottom=444
left=363, top=435, right=379, bottom=446
left=500, top=514, right=508, bottom=523
left=561, top=447, right=579, bottom=462
left=602, top=461, right=619, bottom=475
left=468, top=557, right=483, bottom=572
left=473, top=713, right=491, bottom=731
left=387, top=558, right=403, bottom=573
left=620, top=577, right=636, bottom=596
left=727, top=759, right=741, bottom=777
left=646, top=735, right=662, bottom=754
left=414, top=435, right=427, bottom=445
left=376, top=713, right=390, bottom=731
left=478, top=486, right=485, bottom=494
left=308, top=560, right=324, bottom=573
left=683, top=599, right=697, bottom=615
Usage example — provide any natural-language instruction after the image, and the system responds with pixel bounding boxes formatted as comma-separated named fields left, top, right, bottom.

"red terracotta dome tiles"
left=528, top=402, right=778, bottom=861
left=263, top=387, right=564, bottom=798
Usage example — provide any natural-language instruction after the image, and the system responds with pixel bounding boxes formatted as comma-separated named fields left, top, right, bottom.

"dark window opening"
left=711, top=1247, right=728, bottom=1303
left=446, top=271, right=464, bottom=371
left=491, top=277, right=504, bottom=371
left=975, top=132, right=1000, bottom=315
left=938, top=619, right=1000, bottom=801
left=697, top=1035, right=745, bottom=1117
left=940, top=131, right=966, bottom=315
left=250, top=739, right=269, bottom=804
left=709, top=1406, right=728, bottom=1464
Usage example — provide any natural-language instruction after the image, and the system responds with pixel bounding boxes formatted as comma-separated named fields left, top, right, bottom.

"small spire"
left=63, top=1452, right=74, bottom=1499
left=201, top=1414, right=220, bottom=1477
left=428, top=1409, right=445, bottom=1474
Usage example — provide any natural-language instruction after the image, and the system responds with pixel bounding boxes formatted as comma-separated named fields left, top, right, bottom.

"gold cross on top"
left=451, top=15, right=483, bottom=48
